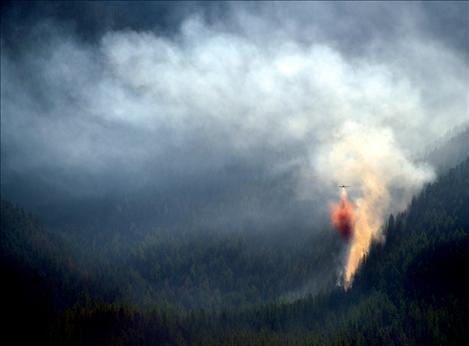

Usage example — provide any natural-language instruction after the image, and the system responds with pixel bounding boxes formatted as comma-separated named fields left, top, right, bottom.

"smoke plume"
left=319, top=122, right=435, bottom=286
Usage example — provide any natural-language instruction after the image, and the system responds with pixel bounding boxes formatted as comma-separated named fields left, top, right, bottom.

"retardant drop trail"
left=330, top=188, right=356, bottom=241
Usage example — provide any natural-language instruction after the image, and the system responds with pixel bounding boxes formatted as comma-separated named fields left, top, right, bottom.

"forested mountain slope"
left=421, top=124, right=469, bottom=174
left=329, top=156, right=469, bottom=344
left=201, top=156, right=469, bottom=345
left=1, top=157, right=468, bottom=345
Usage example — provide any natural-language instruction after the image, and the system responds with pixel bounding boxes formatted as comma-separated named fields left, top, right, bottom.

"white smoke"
left=315, top=122, right=435, bottom=285
left=1, top=15, right=466, bottom=227
left=3, top=17, right=466, bottom=175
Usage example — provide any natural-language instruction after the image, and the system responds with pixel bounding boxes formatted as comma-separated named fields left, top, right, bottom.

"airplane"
left=338, top=185, right=351, bottom=189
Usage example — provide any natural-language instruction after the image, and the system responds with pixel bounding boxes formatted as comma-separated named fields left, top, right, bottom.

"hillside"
left=1, top=157, right=468, bottom=345
left=421, top=124, right=469, bottom=174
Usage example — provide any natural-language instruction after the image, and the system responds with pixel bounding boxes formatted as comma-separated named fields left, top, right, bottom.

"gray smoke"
left=1, top=2, right=467, bottom=232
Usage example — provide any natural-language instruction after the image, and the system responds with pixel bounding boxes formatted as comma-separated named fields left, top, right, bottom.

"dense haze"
left=1, top=2, right=468, bottom=281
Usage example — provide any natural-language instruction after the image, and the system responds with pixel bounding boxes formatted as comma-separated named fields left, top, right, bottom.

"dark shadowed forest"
left=2, top=149, right=468, bottom=345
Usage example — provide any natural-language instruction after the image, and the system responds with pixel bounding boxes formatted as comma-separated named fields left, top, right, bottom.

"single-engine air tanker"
left=338, top=185, right=351, bottom=189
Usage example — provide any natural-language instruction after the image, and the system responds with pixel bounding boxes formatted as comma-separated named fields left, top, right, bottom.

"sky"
left=1, top=1, right=468, bottom=232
